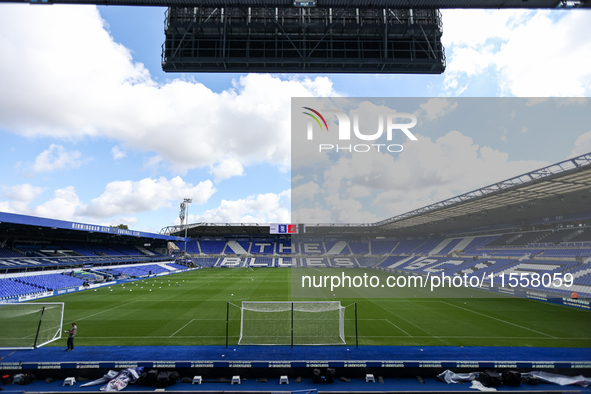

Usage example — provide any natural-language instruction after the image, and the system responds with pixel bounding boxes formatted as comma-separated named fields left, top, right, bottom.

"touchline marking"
left=78, top=335, right=591, bottom=340
left=357, top=335, right=591, bottom=339
left=170, top=319, right=195, bottom=337
left=81, top=335, right=229, bottom=339
left=439, top=301, right=556, bottom=338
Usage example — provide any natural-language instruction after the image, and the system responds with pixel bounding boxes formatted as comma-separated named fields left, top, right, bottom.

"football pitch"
left=35, top=268, right=591, bottom=348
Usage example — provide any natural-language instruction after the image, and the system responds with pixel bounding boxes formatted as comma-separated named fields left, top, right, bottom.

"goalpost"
left=0, top=303, right=64, bottom=349
left=237, top=301, right=345, bottom=345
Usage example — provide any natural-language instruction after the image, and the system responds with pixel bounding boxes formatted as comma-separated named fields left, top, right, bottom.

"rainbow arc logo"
left=302, top=107, right=328, bottom=132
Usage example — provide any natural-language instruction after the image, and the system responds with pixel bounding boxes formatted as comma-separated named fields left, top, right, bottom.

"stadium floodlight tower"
left=180, top=198, right=192, bottom=256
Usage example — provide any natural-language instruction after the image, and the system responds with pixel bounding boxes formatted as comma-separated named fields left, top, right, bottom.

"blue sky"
left=0, top=5, right=590, bottom=233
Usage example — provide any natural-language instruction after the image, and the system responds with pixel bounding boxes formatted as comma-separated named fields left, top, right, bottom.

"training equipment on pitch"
left=0, top=302, right=64, bottom=349
left=238, top=301, right=345, bottom=345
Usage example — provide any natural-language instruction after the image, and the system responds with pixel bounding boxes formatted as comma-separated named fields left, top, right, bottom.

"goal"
left=238, top=301, right=345, bottom=345
left=0, top=303, right=64, bottom=349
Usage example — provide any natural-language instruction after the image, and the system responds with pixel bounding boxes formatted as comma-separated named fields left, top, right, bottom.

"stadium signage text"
left=70, top=223, right=140, bottom=237
left=303, top=108, right=418, bottom=153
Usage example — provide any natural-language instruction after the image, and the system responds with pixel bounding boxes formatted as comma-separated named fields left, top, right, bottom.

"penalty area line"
left=385, top=319, right=412, bottom=337
left=170, top=319, right=195, bottom=337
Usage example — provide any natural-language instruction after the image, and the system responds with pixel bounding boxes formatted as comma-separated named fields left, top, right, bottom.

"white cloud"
left=292, top=195, right=380, bottom=224
left=31, top=186, right=82, bottom=220
left=0, top=185, right=81, bottom=219
left=290, top=207, right=332, bottom=224
left=442, top=9, right=591, bottom=96
left=569, top=130, right=591, bottom=158
left=210, top=159, right=244, bottom=182
left=292, top=181, right=320, bottom=202
left=111, top=145, right=126, bottom=160
left=325, top=194, right=380, bottom=224
left=291, top=174, right=304, bottom=184
left=31, top=144, right=85, bottom=173
left=300, top=130, right=550, bottom=222
left=1, top=184, right=46, bottom=202
left=79, top=176, right=216, bottom=218
left=0, top=4, right=338, bottom=174
left=191, top=191, right=290, bottom=223
left=0, top=177, right=214, bottom=224
left=417, top=99, right=459, bottom=121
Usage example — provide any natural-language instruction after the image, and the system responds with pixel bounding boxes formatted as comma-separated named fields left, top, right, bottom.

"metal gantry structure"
left=1, top=0, right=588, bottom=73
left=162, top=6, right=445, bottom=73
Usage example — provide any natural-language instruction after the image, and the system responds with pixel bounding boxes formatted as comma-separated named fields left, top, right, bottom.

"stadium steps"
left=158, top=263, right=179, bottom=271
left=452, top=237, right=475, bottom=253
left=327, top=241, right=348, bottom=255
left=369, top=256, right=388, bottom=268
left=227, top=240, right=248, bottom=255
left=429, top=238, right=453, bottom=255
left=136, top=245, right=156, bottom=256
left=505, top=233, right=523, bottom=245
left=563, top=229, right=584, bottom=242
left=89, top=269, right=110, bottom=279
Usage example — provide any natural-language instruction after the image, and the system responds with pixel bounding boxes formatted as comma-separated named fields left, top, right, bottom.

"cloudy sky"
left=0, top=5, right=590, bottom=232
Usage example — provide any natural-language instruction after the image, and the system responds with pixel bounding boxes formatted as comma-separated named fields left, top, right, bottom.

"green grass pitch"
left=36, top=268, right=591, bottom=348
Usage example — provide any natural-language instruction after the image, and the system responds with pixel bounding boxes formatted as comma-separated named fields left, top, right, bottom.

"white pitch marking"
left=72, top=300, right=141, bottom=322
left=384, top=319, right=413, bottom=337
left=439, top=301, right=556, bottom=338
left=170, top=319, right=195, bottom=337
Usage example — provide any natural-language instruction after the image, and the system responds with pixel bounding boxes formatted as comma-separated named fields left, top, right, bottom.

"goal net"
left=238, top=301, right=345, bottom=345
left=0, top=303, right=64, bottom=349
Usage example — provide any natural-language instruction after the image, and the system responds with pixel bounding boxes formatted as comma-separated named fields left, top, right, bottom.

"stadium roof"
left=0, top=211, right=187, bottom=244
left=1, top=0, right=588, bottom=7
left=163, top=152, right=591, bottom=238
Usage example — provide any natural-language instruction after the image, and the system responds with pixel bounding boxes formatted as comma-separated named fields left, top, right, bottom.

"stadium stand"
left=166, top=262, right=188, bottom=270
left=540, top=229, right=580, bottom=245
left=97, top=264, right=170, bottom=278
left=191, top=257, right=218, bottom=267
left=17, top=273, right=84, bottom=291
left=437, top=238, right=463, bottom=255
left=484, top=233, right=519, bottom=247
left=0, top=246, right=22, bottom=258
left=378, top=255, right=413, bottom=268
left=0, top=278, right=42, bottom=299
left=540, top=248, right=591, bottom=258
left=276, top=240, right=293, bottom=254
left=461, top=236, right=499, bottom=254
left=349, top=241, right=370, bottom=254
left=356, top=256, right=382, bottom=266
left=506, top=231, right=552, bottom=246
left=253, top=257, right=274, bottom=267
left=490, top=248, right=545, bottom=257
left=199, top=239, right=226, bottom=254
left=569, top=228, right=591, bottom=243
left=412, top=237, right=445, bottom=255
left=372, top=239, right=400, bottom=254
left=390, top=239, right=424, bottom=254
left=249, top=241, right=274, bottom=254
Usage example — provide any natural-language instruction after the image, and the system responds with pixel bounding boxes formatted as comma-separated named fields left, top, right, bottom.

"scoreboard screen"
left=270, top=223, right=298, bottom=234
